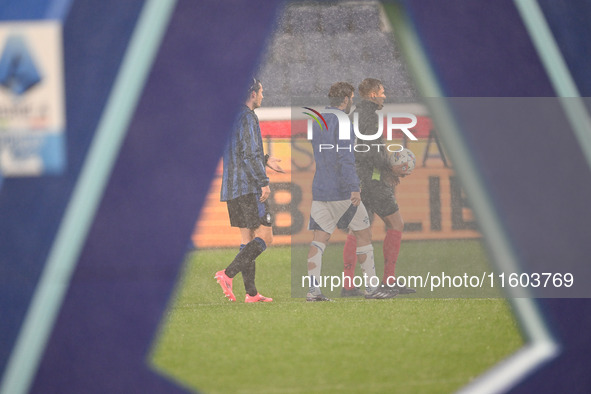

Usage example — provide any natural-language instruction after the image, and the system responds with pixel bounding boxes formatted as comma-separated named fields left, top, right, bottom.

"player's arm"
left=377, top=150, right=402, bottom=186
left=354, top=147, right=373, bottom=183
left=240, top=115, right=270, bottom=190
left=391, top=164, right=407, bottom=178
left=264, top=154, right=284, bottom=173
left=350, top=191, right=361, bottom=206
left=260, top=185, right=271, bottom=202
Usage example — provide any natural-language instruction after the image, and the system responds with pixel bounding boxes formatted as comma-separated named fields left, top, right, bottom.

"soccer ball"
left=389, top=148, right=416, bottom=176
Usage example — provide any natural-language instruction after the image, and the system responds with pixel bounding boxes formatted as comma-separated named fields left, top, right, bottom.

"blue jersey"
left=311, top=107, right=360, bottom=201
left=220, top=105, right=269, bottom=201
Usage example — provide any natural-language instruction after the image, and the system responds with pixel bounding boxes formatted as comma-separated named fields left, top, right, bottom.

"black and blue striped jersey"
left=220, top=105, right=269, bottom=202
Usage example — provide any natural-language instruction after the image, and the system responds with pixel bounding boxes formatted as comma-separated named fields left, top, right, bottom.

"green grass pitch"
left=150, top=240, right=523, bottom=393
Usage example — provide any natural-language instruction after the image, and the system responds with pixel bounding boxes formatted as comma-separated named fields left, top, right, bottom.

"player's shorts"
left=308, top=199, right=370, bottom=234
left=226, top=193, right=272, bottom=229
left=361, top=179, right=399, bottom=220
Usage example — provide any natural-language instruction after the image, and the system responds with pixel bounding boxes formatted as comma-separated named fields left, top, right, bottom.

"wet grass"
left=150, top=241, right=523, bottom=393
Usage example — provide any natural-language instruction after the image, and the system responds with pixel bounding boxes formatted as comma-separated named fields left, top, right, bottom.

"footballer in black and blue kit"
left=305, top=82, right=396, bottom=301
left=215, top=78, right=283, bottom=303
left=220, top=101, right=272, bottom=228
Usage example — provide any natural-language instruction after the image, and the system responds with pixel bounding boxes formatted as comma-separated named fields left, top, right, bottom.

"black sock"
left=235, top=244, right=258, bottom=296
left=243, top=260, right=257, bottom=296
left=225, top=237, right=266, bottom=278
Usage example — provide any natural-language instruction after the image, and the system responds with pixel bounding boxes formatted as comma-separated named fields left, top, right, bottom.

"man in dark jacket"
left=216, top=78, right=282, bottom=303
left=342, top=78, right=415, bottom=296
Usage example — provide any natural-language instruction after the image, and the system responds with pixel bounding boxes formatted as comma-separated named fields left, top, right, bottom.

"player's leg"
left=349, top=203, right=395, bottom=299
left=244, top=223, right=274, bottom=302
left=351, top=228, right=393, bottom=299
left=223, top=229, right=268, bottom=299
left=342, top=229, right=358, bottom=292
left=306, top=229, right=331, bottom=301
left=216, top=194, right=271, bottom=301
left=342, top=212, right=377, bottom=296
left=382, top=210, right=403, bottom=285
left=306, top=201, right=338, bottom=301
left=240, top=199, right=274, bottom=302
left=239, top=228, right=255, bottom=244
left=366, top=180, right=408, bottom=293
left=237, top=227, right=256, bottom=297
left=381, top=210, right=415, bottom=294
left=215, top=196, right=248, bottom=301
left=342, top=199, right=374, bottom=295
left=351, top=227, right=376, bottom=291
left=225, top=201, right=267, bottom=276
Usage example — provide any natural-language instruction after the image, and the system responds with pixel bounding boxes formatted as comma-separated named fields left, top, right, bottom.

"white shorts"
left=308, top=200, right=370, bottom=234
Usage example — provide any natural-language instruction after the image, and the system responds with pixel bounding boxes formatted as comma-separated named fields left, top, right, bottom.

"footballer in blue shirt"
left=306, top=82, right=396, bottom=301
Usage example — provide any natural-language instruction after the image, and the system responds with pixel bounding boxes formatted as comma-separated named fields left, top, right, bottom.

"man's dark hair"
left=358, top=78, right=383, bottom=98
left=328, top=82, right=355, bottom=107
left=247, top=77, right=261, bottom=99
